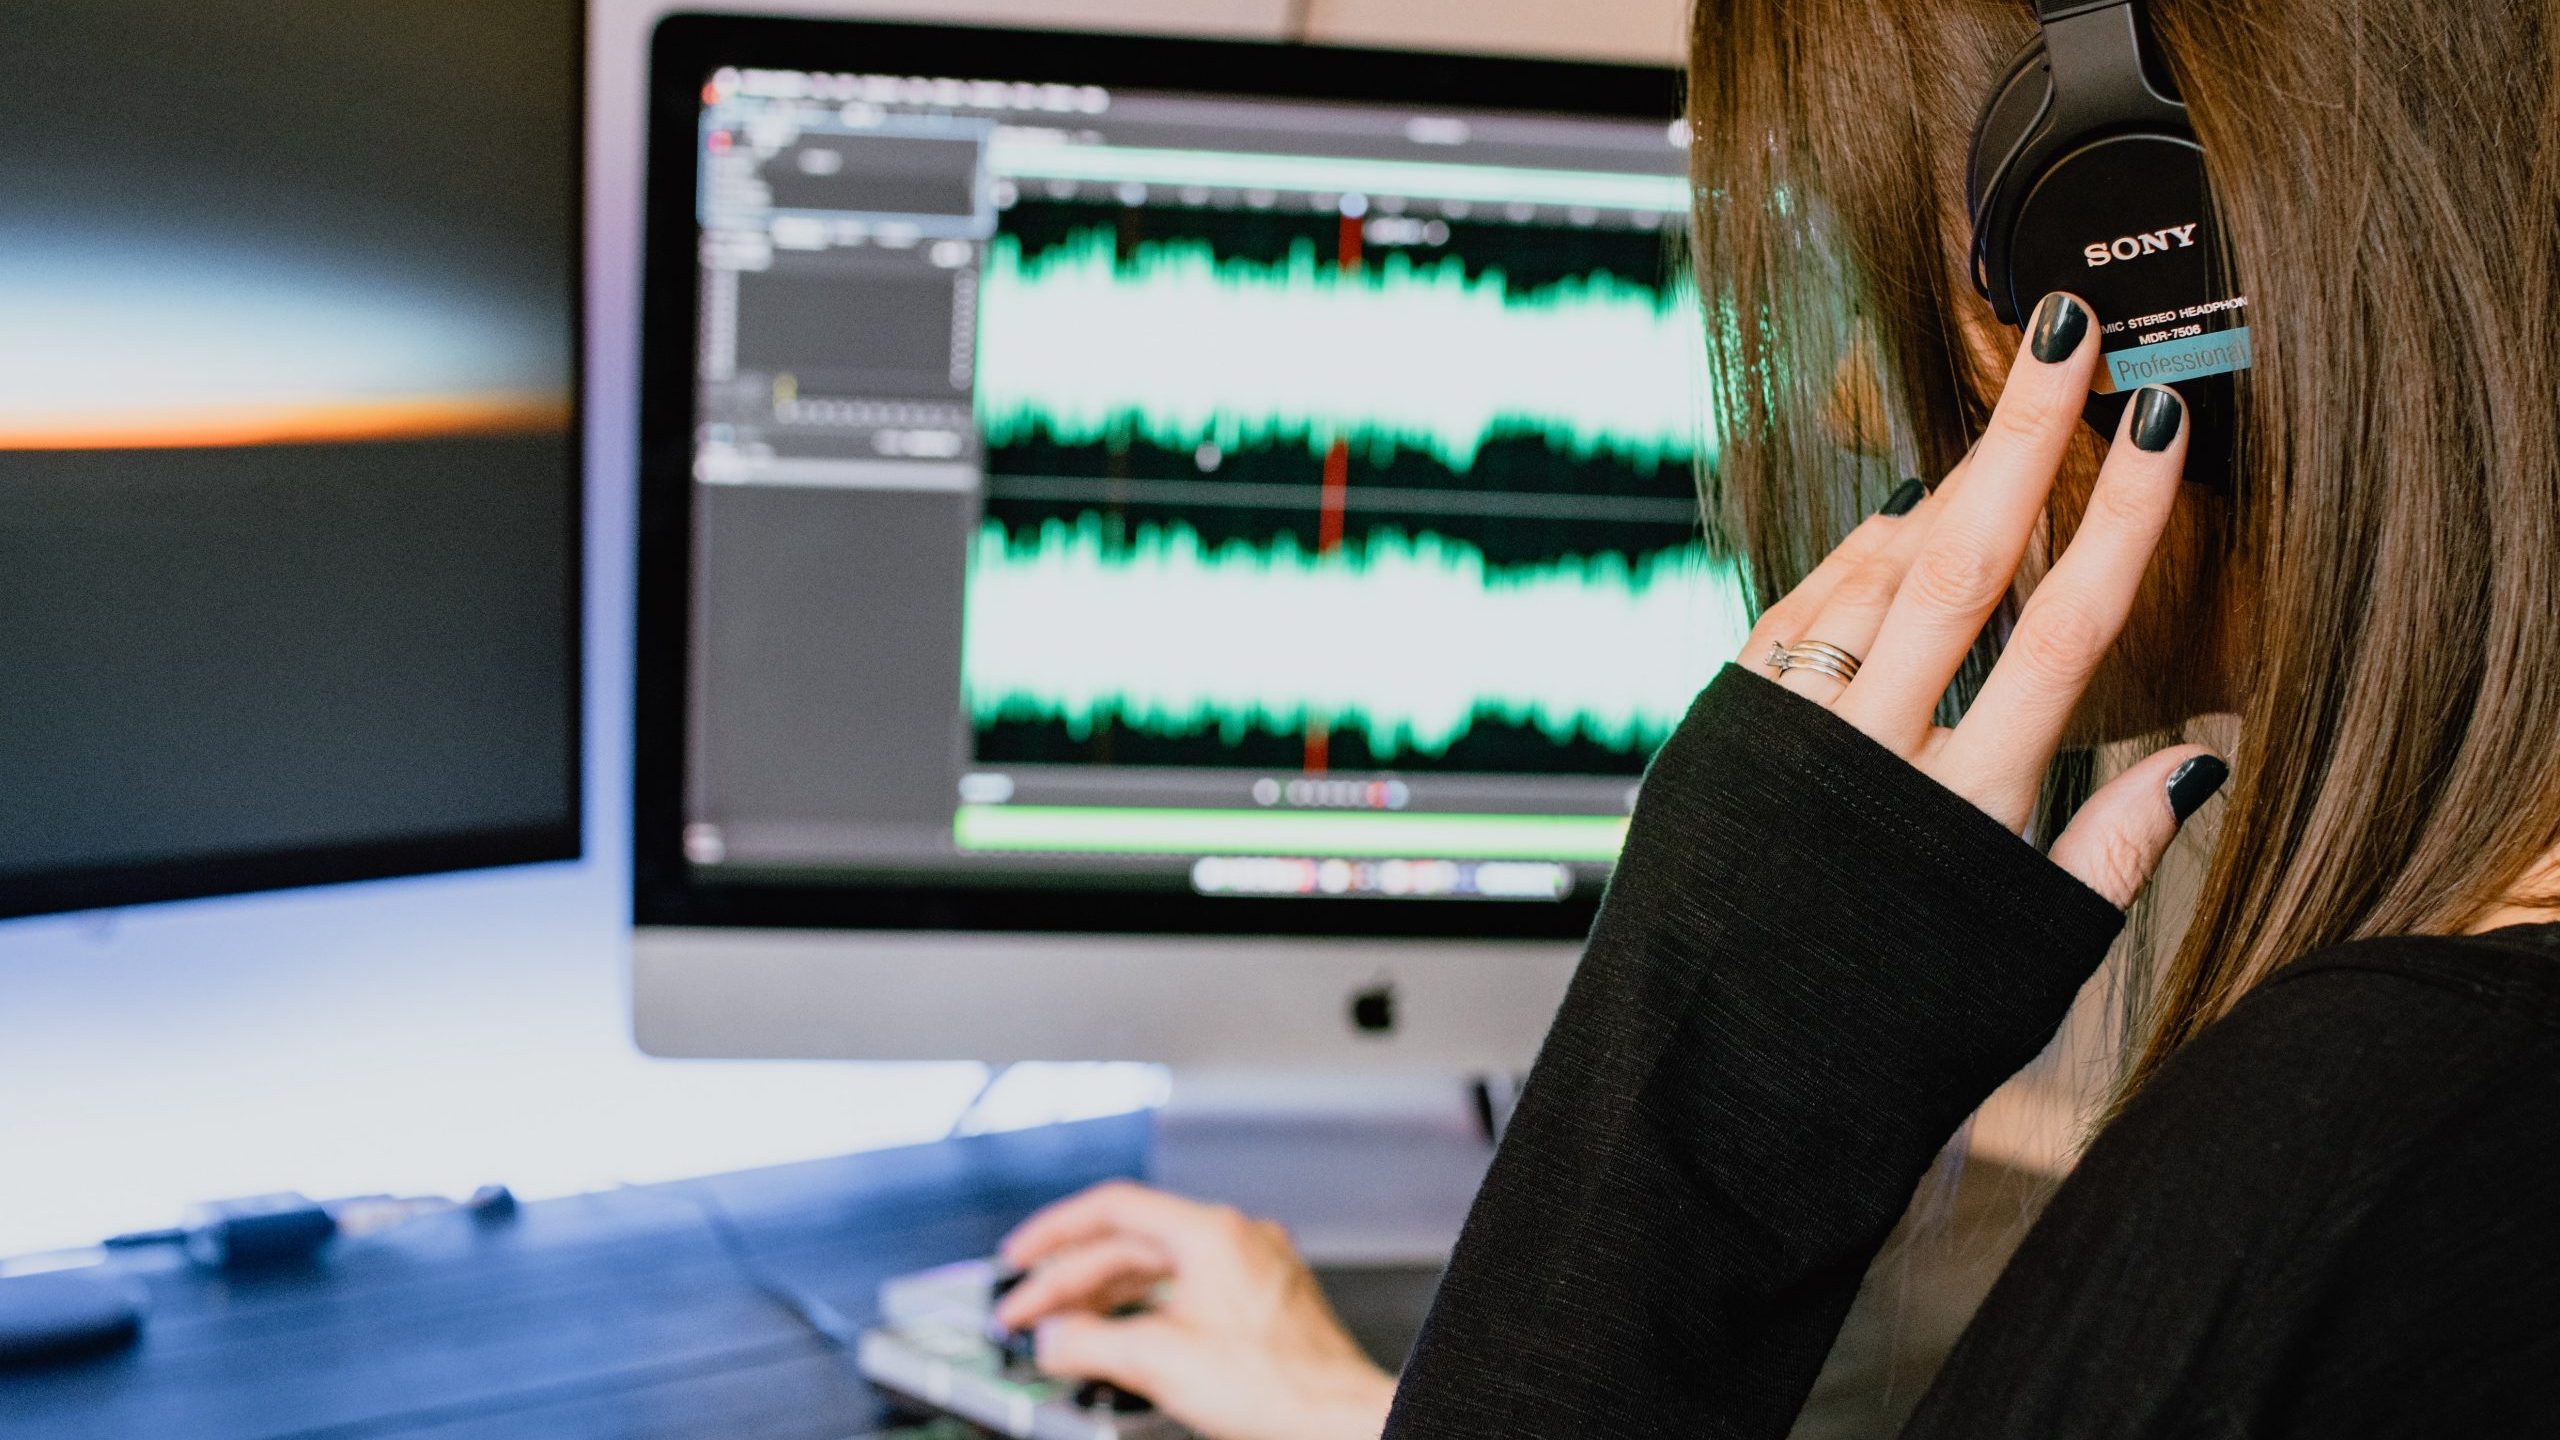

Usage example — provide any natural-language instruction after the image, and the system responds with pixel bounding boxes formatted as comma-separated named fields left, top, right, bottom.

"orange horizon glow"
left=0, top=392, right=573, bottom=452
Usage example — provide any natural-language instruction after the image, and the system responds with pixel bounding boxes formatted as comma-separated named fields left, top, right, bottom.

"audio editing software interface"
left=683, top=63, right=1751, bottom=903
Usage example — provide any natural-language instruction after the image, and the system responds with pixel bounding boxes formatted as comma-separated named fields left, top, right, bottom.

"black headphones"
left=1965, top=0, right=2244, bottom=484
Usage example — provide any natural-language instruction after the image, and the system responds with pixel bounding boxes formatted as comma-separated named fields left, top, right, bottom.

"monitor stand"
left=1145, top=1071, right=1499, bottom=1267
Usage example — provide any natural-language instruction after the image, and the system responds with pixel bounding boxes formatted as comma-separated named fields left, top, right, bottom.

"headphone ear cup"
left=2011, top=131, right=2234, bottom=470
left=1959, top=13, right=2241, bottom=490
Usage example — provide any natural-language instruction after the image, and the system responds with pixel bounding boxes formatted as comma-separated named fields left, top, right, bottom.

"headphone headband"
left=2037, top=2, right=2180, bottom=128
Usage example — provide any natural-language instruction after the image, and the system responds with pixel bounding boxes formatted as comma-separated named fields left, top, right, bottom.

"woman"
left=995, top=1, right=2560, bottom=1434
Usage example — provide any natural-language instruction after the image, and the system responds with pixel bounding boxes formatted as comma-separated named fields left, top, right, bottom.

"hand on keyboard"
left=994, top=1183, right=1397, bottom=1440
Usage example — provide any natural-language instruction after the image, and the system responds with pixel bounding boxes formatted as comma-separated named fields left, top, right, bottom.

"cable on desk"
left=630, top=1182, right=861, bottom=1350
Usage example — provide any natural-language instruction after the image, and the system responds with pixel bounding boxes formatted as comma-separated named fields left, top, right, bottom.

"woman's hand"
left=1742, top=293, right=2227, bottom=907
left=993, top=1181, right=1397, bottom=1440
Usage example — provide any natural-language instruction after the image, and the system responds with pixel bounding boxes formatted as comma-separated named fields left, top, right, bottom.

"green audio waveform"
left=962, top=514, right=1750, bottom=759
left=975, top=230, right=1710, bottom=473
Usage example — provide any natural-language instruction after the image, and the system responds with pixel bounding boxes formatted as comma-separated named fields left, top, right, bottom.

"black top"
left=1385, top=666, right=2560, bottom=1439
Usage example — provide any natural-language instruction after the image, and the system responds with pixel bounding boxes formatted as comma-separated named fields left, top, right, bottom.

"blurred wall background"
left=0, top=0, right=1684, bottom=1259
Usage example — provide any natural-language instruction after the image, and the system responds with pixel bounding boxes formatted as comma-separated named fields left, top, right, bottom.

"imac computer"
left=631, top=15, right=1749, bottom=1069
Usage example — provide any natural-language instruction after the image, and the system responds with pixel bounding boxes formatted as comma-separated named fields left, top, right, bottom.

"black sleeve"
left=1383, top=665, right=2126, bottom=1440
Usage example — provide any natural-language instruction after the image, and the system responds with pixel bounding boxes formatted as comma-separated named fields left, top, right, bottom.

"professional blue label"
left=2095, top=326, right=2253, bottom=395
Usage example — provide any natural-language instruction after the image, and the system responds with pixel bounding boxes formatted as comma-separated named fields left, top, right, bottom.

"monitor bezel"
left=634, top=12, right=1688, bottom=939
left=0, top=0, right=587, bottom=925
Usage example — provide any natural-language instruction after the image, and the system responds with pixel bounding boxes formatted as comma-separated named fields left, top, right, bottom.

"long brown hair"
left=1686, top=0, right=2560, bottom=1101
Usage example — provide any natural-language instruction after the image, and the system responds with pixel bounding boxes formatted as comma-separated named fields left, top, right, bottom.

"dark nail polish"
left=2029, top=293, right=2091, bottom=363
left=2166, top=755, right=2229, bottom=822
left=2130, top=386, right=2185, bottom=453
left=1076, top=1379, right=1153, bottom=1413
left=1878, top=477, right=1927, bottom=517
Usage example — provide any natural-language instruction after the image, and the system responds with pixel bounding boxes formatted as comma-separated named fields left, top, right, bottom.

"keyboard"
left=860, top=1260, right=1188, bottom=1440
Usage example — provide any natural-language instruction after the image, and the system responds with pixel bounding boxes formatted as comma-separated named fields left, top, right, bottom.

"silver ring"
left=1791, top=641, right=1863, bottom=675
left=1779, top=653, right=1856, bottom=684
left=1775, top=640, right=1863, bottom=684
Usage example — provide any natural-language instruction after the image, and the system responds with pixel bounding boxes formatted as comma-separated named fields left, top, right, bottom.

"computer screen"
left=638, top=18, right=1747, bottom=938
left=0, top=1, right=582, bottom=921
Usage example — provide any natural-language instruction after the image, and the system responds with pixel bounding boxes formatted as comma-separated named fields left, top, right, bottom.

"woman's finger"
left=1833, top=292, right=2100, bottom=752
left=1034, top=1311, right=1196, bottom=1397
left=1737, top=476, right=1931, bottom=672
left=993, top=1233, right=1172, bottom=1332
left=1001, top=1180, right=1160, bottom=1267
left=1000, top=1181, right=1248, bottom=1273
left=1932, top=386, right=2190, bottom=827
left=2047, top=746, right=2229, bottom=908
left=1775, top=478, right=1946, bottom=702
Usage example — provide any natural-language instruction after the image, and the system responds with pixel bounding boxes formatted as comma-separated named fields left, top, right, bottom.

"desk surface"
left=0, top=1114, right=1441, bottom=1440
left=0, top=1109, right=2052, bottom=1440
